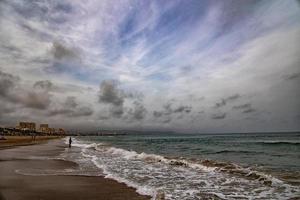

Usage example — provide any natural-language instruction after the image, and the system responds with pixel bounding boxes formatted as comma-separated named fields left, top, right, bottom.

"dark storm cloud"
left=212, top=113, right=226, bottom=120
left=173, top=105, right=192, bottom=113
left=98, top=80, right=147, bottom=119
left=98, top=80, right=135, bottom=118
left=0, top=70, right=51, bottom=110
left=152, top=102, right=192, bottom=124
left=214, top=99, right=226, bottom=108
left=153, top=111, right=163, bottom=118
left=33, top=80, right=53, bottom=91
left=214, top=94, right=241, bottom=108
left=98, top=80, right=124, bottom=106
left=127, top=101, right=147, bottom=121
left=283, top=72, right=300, bottom=81
left=71, top=106, right=93, bottom=117
left=109, top=105, right=124, bottom=118
left=52, top=42, right=78, bottom=60
left=65, top=96, right=78, bottom=108
left=242, top=108, right=256, bottom=113
left=5, top=90, right=51, bottom=110
left=15, top=92, right=51, bottom=110
left=153, top=103, right=193, bottom=118
left=233, top=103, right=251, bottom=110
left=49, top=96, right=93, bottom=117
left=226, top=94, right=241, bottom=101
left=0, top=70, right=18, bottom=96
left=232, top=103, right=256, bottom=114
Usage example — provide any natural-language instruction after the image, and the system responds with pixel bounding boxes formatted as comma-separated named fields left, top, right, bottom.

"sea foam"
left=61, top=137, right=300, bottom=200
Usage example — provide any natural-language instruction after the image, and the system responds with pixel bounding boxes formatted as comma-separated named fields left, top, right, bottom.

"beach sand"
left=0, top=136, right=61, bottom=149
left=0, top=138, right=150, bottom=200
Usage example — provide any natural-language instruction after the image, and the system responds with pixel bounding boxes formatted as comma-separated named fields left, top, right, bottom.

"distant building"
left=48, top=128, right=55, bottom=134
left=58, top=128, right=66, bottom=135
left=39, top=124, right=49, bottom=133
left=39, top=124, right=55, bottom=134
left=17, top=122, right=36, bottom=131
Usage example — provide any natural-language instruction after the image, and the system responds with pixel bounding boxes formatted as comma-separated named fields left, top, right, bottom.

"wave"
left=95, top=145, right=287, bottom=186
left=63, top=138, right=300, bottom=199
left=212, top=150, right=264, bottom=154
left=259, top=141, right=300, bottom=145
left=100, top=146, right=216, bottom=172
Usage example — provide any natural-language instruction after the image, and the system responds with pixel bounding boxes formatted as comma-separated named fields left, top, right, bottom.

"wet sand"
left=0, top=139, right=150, bottom=200
left=0, top=136, right=61, bottom=149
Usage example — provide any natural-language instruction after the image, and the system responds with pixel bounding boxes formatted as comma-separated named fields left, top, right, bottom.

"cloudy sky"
left=0, top=0, right=299, bottom=133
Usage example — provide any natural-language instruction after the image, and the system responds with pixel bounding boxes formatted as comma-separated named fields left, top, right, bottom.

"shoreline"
left=0, top=138, right=151, bottom=200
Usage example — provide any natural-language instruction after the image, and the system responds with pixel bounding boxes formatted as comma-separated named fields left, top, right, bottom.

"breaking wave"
left=61, top=138, right=300, bottom=200
left=258, top=141, right=300, bottom=146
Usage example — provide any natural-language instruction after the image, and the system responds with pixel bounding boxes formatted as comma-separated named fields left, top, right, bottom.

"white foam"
left=101, top=146, right=216, bottom=173
left=65, top=137, right=300, bottom=200
left=105, top=173, right=157, bottom=198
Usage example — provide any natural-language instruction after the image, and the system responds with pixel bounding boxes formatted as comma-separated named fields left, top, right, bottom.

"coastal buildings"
left=58, top=128, right=65, bottom=135
left=14, top=122, right=65, bottom=135
left=17, top=122, right=36, bottom=131
left=39, top=124, right=49, bottom=133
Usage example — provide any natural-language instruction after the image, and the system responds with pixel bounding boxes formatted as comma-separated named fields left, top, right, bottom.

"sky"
left=0, top=0, right=300, bottom=133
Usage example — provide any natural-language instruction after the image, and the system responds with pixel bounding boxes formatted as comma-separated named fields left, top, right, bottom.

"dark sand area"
left=0, top=136, right=61, bottom=149
left=0, top=138, right=150, bottom=200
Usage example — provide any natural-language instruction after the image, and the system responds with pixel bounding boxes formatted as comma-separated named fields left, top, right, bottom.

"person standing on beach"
left=69, top=137, right=72, bottom=148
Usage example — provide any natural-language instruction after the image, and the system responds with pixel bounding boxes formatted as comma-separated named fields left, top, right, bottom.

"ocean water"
left=61, top=132, right=300, bottom=199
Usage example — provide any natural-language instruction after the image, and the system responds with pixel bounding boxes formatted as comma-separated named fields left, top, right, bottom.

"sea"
left=60, top=132, right=300, bottom=199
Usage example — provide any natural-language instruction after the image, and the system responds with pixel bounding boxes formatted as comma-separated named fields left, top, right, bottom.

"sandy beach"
left=0, top=138, right=150, bottom=200
left=0, top=136, right=61, bottom=149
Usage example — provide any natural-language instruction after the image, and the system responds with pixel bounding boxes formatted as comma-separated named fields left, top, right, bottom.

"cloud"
left=153, top=111, right=163, bottom=118
left=98, top=80, right=147, bottom=119
left=283, top=72, right=300, bottom=81
left=153, top=103, right=192, bottom=118
left=152, top=102, right=192, bottom=124
left=109, top=105, right=124, bottom=118
left=98, top=80, right=127, bottom=118
left=214, top=94, right=240, bottom=108
left=212, top=113, right=226, bottom=120
left=51, top=41, right=78, bottom=60
left=71, top=106, right=93, bottom=117
left=65, top=96, right=78, bottom=108
left=226, top=94, right=241, bottom=101
left=0, top=0, right=299, bottom=132
left=242, top=108, right=256, bottom=113
left=127, top=101, right=147, bottom=121
left=33, top=80, right=53, bottom=91
left=0, top=70, right=18, bottom=96
left=98, top=80, right=124, bottom=106
left=0, top=70, right=51, bottom=110
left=14, top=92, right=51, bottom=110
left=233, top=103, right=251, bottom=110
left=173, top=105, right=192, bottom=113
left=49, top=96, right=93, bottom=117
left=233, top=103, right=256, bottom=114
left=0, top=101, right=16, bottom=120
left=214, top=99, right=226, bottom=108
